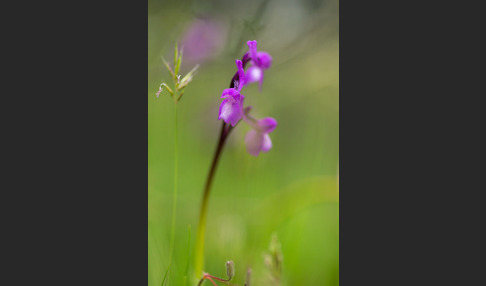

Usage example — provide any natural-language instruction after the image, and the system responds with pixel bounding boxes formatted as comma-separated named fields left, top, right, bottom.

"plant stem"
left=194, top=63, right=244, bottom=280
left=168, top=103, right=179, bottom=273
left=195, top=121, right=236, bottom=278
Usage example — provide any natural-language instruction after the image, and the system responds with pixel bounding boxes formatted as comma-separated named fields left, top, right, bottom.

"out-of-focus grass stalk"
left=157, top=43, right=199, bottom=285
left=168, top=103, right=178, bottom=268
left=161, top=89, right=179, bottom=286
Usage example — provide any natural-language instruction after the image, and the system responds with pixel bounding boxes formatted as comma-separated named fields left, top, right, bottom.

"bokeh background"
left=148, top=0, right=338, bottom=285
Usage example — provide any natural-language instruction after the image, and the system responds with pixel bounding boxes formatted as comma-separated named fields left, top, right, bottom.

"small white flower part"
left=156, top=84, right=163, bottom=98
left=249, top=67, right=262, bottom=81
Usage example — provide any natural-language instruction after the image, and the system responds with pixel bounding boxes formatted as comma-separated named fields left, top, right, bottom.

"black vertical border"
left=27, top=0, right=151, bottom=284
left=340, top=0, right=420, bottom=284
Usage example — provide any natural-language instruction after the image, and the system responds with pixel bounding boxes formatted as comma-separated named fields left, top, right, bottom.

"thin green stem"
left=168, top=103, right=179, bottom=277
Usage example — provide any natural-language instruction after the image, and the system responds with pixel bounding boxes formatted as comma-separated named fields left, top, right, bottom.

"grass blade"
left=180, top=64, right=199, bottom=87
left=173, top=42, right=179, bottom=75
left=175, top=48, right=182, bottom=77
left=161, top=264, right=171, bottom=286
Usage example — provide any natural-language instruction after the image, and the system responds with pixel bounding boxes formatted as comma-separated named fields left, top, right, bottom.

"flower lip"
left=244, top=126, right=275, bottom=156
left=246, top=66, right=262, bottom=84
left=218, top=93, right=245, bottom=126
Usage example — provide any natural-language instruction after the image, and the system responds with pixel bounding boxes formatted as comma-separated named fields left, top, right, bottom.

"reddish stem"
left=205, top=276, right=218, bottom=286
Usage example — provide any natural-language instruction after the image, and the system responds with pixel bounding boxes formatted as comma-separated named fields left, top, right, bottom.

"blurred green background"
left=148, top=0, right=338, bottom=285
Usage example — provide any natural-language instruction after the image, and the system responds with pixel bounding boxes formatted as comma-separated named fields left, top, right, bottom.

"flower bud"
left=226, top=260, right=235, bottom=280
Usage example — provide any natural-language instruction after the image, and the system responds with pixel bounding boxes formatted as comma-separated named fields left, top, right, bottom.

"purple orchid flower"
left=243, top=107, right=277, bottom=156
left=218, top=59, right=246, bottom=126
left=244, top=40, right=273, bottom=90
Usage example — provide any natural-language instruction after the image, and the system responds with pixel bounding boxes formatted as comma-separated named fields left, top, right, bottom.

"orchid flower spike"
left=218, top=59, right=246, bottom=126
left=243, top=107, right=277, bottom=156
left=245, top=40, right=273, bottom=90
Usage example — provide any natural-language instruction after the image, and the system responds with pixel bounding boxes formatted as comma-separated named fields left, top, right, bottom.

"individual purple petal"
left=236, top=59, right=246, bottom=90
left=257, top=117, right=277, bottom=133
left=245, top=129, right=264, bottom=156
left=218, top=98, right=229, bottom=118
left=256, top=52, right=272, bottom=69
left=261, top=134, right=272, bottom=152
left=221, top=88, right=239, bottom=98
left=247, top=40, right=258, bottom=63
